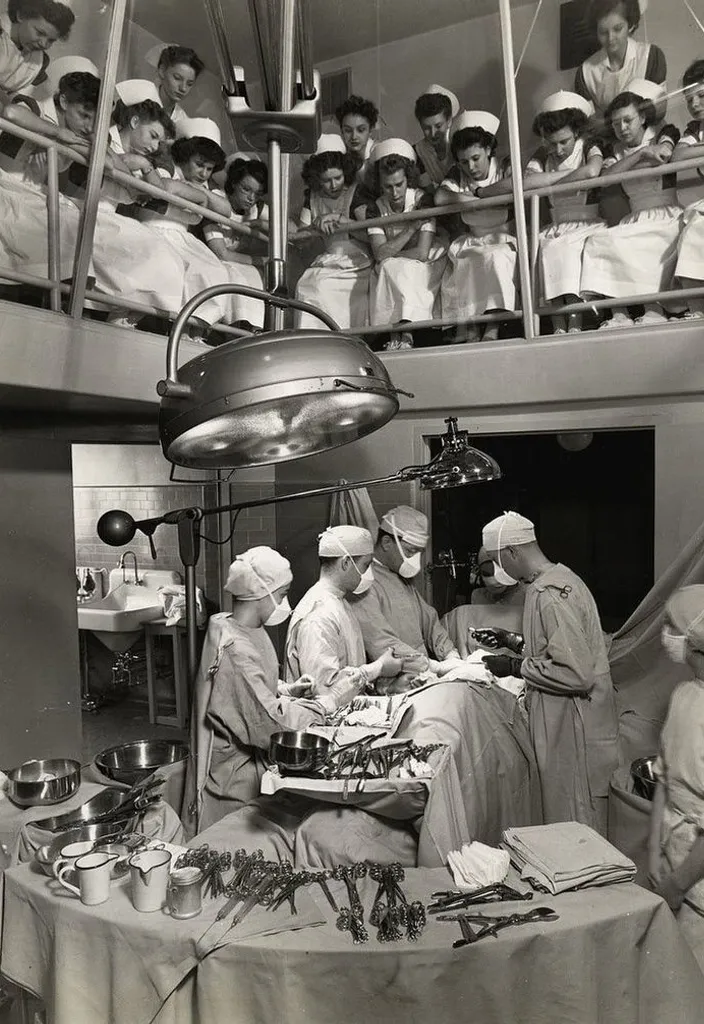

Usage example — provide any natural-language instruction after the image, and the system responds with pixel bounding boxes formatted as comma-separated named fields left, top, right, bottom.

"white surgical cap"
left=380, top=506, right=429, bottom=548
left=482, top=511, right=536, bottom=551
left=666, top=585, right=704, bottom=652
left=318, top=525, right=373, bottom=557
left=225, top=546, right=292, bottom=600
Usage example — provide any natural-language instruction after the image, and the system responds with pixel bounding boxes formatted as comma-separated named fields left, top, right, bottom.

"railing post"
left=529, top=193, right=541, bottom=336
left=67, top=0, right=127, bottom=319
left=46, top=144, right=62, bottom=313
left=499, top=0, right=536, bottom=341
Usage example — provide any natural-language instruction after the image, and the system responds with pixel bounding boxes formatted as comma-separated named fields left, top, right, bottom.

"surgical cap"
left=380, top=506, right=429, bottom=548
left=318, top=525, right=373, bottom=557
left=225, top=546, right=292, bottom=600
left=482, top=511, right=536, bottom=551
left=666, top=585, right=704, bottom=652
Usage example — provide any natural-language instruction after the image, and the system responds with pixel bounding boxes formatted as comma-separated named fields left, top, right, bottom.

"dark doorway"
left=429, top=428, right=655, bottom=632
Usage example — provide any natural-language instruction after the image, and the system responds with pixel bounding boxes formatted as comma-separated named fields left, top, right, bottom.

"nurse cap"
left=115, top=79, right=162, bottom=107
left=626, top=78, right=667, bottom=117
left=144, top=43, right=180, bottom=69
left=314, top=133, right=347, bottom=155
left=42, top=56, right=99, bottom=95
left=425, top=84, right=460, bottom=119
left=177, top=116, right=222, bottom=146
left=225, top=546, right=292, bottom=600
left=538, top=91, right=594, bottom=118
left=380, top=506, right=429, bottom=548
left=482, top=511, right=536, bottom=550
left=369, top=138, right=416, bottom=163
left=451, top=110, right=500, bottom=138
left=318, top=525, right=373, bottom=557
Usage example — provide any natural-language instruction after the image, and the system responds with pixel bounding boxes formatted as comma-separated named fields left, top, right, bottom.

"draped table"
left=2, top=860, right=703, bottom=1024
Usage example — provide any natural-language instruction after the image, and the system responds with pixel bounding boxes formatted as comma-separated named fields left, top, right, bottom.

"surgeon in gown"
left=349, top=505, right=461, bottom=688
left=443, top=545, right=526, bottom=657
left=285, top=525, right=404, bottom=701
left=649, top=585, right=704, bottom=970
left=191, top=546, right=326, bottom=833
left=482, top=511, right=620, bottom=835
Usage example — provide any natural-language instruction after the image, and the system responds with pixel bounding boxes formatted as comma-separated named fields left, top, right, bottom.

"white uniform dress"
left=440, top=158, right=517, bottom=319
left=674, top=119, right=704, bottom=281
left=367, top=186, right=446, bottom=324
left=527, top=138, right=605, bottom=300
left=89, top=126, right=186, bottom=315
left=414, top=137, right=454, bottom=191
left=284, top=578, right=366, bottom=704
left=0, top=12, right=47, bottom=105
left=580, top=127, right=682, bottom=299
left=653, top=677, right=704, bottom=969
left=0, top=93, right=84, bottom=280
left=574, top=38, right=667, bottom=118
left=203, top=195, right=267, bottom=327
left=295, top=186, right=372, bottom=329
left=138, top=167, right=231, bottom=326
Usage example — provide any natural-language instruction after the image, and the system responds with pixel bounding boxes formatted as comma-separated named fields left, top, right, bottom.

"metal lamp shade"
left=420, top=421, right=501, bottom=488
left=159, top=331, right=400, bottom=469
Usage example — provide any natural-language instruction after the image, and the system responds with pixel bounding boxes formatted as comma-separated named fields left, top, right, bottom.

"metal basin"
left=268, top=731, right=330, bottom=774
left=631, top=756, right=657, bottom=801
left=94, top=739, right=189, bottom=787
left=32, top=787, right=127, bottom=832
left=5, top=759, right=81, bottom=807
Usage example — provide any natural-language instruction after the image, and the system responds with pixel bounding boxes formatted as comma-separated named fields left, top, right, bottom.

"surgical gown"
left=521, top=563, right=620, bottom=833
left=284, top=579, right=367, bottom=704
left=349, top=560, right=458, bottom=673
left=202, top=619, right=324, bottom=830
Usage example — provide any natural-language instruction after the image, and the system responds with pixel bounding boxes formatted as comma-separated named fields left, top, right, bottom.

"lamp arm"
left=159, top=284, right=342, bottom=393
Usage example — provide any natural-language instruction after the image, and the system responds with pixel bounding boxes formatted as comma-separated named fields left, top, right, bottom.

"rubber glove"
left=483, top=654, right=523, bottom=679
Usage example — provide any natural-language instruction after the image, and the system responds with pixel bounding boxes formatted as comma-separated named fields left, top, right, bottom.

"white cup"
left=129, top=849, right=172, bottom=913
left=52, top=840, right=96, bottom=881
left=56, top=852, right=115, bottom=906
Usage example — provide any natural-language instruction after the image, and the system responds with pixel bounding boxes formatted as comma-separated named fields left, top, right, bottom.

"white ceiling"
left=129, top=0, right=535, bottom=74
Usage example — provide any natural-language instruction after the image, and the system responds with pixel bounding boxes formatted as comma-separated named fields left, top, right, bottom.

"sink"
left=78, top=570, right=181, bottom=651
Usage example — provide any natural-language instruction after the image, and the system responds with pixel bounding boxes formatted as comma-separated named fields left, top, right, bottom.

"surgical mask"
left=493, top=561, right=518, bottom=587
left=264, top=594, right=292, bottom=627
left=352, top=565, right=374, bottom=595
left=661, top=626, right=688, bottom=664
left=391, top=523, right=423, bottom=579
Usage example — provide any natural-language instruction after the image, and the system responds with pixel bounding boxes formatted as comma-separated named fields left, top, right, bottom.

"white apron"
left=89, top=127, right=186, bottom=314
left=139, top=169, right=231, bottom=326
left=529, top=139, right=605, bottom=300
left=440, top=158, right=517, bottom=319
left=579, top=38, right=654, bottom=116
left=295, top=186, right=372, bottom=329
left=368, top=187, right=446, bottom=324
left=580, top=129, right=682, bottom=298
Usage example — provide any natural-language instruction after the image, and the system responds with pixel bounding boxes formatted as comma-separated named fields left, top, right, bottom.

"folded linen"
left=502, top=822, right=637, bottom=894
left=448, top=840, right=510, bottom=890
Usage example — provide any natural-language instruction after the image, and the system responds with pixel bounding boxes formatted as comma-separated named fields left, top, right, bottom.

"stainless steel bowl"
left=5, top=758, right=81, bottom=808
left=268, top=731, right=330, bottom=774
left=94, top=739, right=188, bottom=787
left=631, top=756, right=657, bottom=801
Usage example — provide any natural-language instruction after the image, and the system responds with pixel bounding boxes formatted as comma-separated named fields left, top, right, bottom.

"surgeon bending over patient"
left=285, top=525, right=404, bottom=700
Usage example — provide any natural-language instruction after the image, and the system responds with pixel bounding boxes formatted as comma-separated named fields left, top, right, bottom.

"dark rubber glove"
left=484, top=654, right=523, bottom=678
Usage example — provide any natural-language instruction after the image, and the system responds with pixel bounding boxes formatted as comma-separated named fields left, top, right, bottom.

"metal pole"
left=68, top=0, right=127, bottom=319
left=202, top=0, right=240, bottom=96
left=296, top=0, right=315, bottom=99
left=529, top=193, right=541, bottom=336
left=46, top=145, right=61, bottom=313
left=498, top=0, right=535, bottom=341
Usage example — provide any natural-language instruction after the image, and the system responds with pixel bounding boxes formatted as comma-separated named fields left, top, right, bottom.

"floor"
left=81, top=692, right=188, bottom=763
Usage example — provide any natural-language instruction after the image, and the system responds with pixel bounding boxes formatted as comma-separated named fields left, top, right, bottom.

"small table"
left=144, top=619, right=190, bottom=729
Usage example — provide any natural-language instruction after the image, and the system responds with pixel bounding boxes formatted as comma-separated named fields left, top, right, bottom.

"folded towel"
left=502, top=822, right=636, bottom=894
left=448, top=841, right=510, bottom=890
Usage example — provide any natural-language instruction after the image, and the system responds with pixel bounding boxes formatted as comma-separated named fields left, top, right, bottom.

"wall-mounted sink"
left=78, top=570, right=181, bottom=651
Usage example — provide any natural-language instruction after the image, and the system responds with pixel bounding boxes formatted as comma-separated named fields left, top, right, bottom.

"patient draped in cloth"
left=285, top=524, right=404, bottom=699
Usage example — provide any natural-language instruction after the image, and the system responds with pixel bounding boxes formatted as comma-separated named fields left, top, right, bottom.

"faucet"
left=119, top=550, right=141, bottom=585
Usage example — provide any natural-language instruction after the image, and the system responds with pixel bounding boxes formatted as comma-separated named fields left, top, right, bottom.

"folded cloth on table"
left=159, top=585, right=207, bottom=628
left=440, top=651, right=493, bottom=684
left=447, top=841, right=510, bottom=890
left=502, top=822, right=637, bottom=894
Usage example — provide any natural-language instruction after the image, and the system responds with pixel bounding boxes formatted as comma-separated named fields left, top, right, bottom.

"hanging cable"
left=199, top=508, right=243, bottom=546
left=513, top=0, right=544, bottom=80
left=682, top=0, right=704, bottom=37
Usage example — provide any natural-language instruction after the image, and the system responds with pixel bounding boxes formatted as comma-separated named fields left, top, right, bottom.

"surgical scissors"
left=438, top=906, right=559, bottom=947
